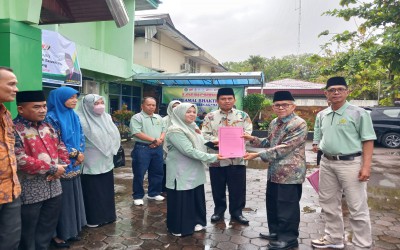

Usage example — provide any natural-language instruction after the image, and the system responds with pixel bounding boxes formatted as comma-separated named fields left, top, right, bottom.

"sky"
left=139, top=0, right=361, bottom=63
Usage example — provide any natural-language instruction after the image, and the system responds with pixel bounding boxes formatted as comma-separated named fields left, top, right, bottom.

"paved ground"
left=56, top=141, right=400, bottom=250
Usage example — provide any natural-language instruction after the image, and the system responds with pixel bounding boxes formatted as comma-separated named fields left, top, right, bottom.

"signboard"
left=42, top=30, right=82, bottom=86
left=162, top=87, right=244, bottom=113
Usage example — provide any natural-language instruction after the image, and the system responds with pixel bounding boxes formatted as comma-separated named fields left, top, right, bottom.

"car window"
left=382, top=109, right=400, bottom=118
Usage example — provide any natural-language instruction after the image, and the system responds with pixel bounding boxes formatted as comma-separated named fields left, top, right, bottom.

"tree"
left=319, top=0, right=400, bottom=105
left=246, top=55, right=266, bottom=71
left=243, top=94, right=272, bottom=123
left=223, top=54, right=323, bottom=83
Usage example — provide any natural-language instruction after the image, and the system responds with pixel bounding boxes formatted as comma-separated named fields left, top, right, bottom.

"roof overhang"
left=40, top=0, right=160, bottom=25
left=135, top=18, right=200, bottom=50
left=132, top=72, right=264, bottom=87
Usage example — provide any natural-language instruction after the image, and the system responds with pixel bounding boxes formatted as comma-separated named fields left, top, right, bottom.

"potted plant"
left=112, top=104, right=134, bottom=140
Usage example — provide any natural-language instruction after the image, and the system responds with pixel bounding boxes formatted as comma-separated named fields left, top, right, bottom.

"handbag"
left=113, top=146, right=125, bottom=168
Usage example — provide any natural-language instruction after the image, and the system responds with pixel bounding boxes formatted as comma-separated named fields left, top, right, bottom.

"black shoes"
left=267, top=239, right=298, bottom=250
left=210, top=213, right=224, bottom=222
left=260, top=232, right=278, bottom=241
left=231, top=215, right=249, bottom=225
left=211, top=213, right=249, bottom=225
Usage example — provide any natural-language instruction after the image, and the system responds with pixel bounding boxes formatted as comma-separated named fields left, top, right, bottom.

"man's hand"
left=241, top=134, right=254, bottom=141
left=243, top=152, right=259, bottom=160
left=47, top=164, right=66, bottom=181
left=358, top=164, right=371, bottom=182
left=149, top=138, right=163, bottom=148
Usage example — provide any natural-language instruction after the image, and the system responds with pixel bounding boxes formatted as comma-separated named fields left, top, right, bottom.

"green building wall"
left=0, top=0, right=157, bottom=116
left=0, top=19, right=42, bottom=115
left=39, top=0, right=136, bottom=79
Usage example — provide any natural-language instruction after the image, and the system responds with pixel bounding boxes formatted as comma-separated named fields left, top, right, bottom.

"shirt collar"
left=278, top=112, right=296, bottom=124
left=327, top=101, right=349, bottom=116
left=140, top=110, right=155, bottom=118
left=218, top=108, right=234, bottom=115
left=15, top=115, right=42, bottom=128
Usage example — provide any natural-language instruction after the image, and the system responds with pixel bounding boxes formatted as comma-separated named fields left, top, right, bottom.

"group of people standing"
left=0, top=64, right=376, bottom=250
left=130, top=78, right=376, bottom=250
left=0, top=66, right=121, bottom=249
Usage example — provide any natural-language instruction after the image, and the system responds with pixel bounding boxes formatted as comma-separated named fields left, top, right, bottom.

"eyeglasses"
left=327, top=88, right=347, bottom=94
left=272, top=103, right=292, bottom=109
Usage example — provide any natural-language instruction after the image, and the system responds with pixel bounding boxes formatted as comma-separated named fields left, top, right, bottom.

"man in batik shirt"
left=201, top=87, right=252, bottom=225
left=0, top=66, right=21, bottom=250
left=14, top=90, right=70, bottom=250
left=244, top=91, right=307, bottom=250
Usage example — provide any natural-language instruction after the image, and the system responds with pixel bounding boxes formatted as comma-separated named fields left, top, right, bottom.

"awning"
left=132, top=72, right=264, bottom=86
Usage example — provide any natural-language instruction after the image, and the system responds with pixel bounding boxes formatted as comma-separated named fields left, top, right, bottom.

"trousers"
left=319, top=157, right=372, bottom=248
left=0, top=197, right=21, bottom=250
left=19, top=195, right=62, bottom=250
left=209, top=165, right=246, bottom=217
left=132, top=143, right=163, bottom=199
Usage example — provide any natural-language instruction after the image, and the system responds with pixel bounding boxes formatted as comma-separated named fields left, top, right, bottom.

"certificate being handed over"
left=218, top=127, right=245, bottom=158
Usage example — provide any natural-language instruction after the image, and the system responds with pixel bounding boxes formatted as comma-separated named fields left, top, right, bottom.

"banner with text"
left=162, top=87, right=244, bottom=113
left=42, top=30, right=82, bottom=86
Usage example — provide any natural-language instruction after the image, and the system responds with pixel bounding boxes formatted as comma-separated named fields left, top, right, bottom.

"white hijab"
left=164, top=100, right=181, bottom=127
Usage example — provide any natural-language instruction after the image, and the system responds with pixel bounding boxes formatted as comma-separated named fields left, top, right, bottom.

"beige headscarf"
left=167, top=103, right=206, bottom=151
left=77, top=94, right=121, bottom=157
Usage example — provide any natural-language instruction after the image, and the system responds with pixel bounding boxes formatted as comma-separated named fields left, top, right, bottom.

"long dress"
left=76, top=94, right=120, bottom=226
left=46, top=86, right=87, bottom=241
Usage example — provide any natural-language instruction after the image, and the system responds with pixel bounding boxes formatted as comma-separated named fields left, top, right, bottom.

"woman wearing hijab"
left=161, top=100, right=181, bottom=192
left=46, top=86, right=86, bottom=248
left=77, top=94, right=120, bottom=228
left=165, top=103, right=223, bottom=237
left=162, top=100, right=181, bottom=128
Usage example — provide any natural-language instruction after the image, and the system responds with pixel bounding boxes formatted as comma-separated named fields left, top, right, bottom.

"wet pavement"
left=56, top=141, right=400, bottom=250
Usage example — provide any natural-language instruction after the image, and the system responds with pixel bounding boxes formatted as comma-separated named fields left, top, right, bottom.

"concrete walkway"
left=58, top=141, right=400, bottom=250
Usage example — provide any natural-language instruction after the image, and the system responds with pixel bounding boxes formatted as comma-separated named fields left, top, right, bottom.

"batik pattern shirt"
left=14, top=115, right=70, bottom=204
left=251, top=113, right=307, bottom=184
left=0, top=104, right=21, bottom=204
left=202, top=108, right=252, bottom=167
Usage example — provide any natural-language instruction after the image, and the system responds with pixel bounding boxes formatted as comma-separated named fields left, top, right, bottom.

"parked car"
left=364, top=107, right=400, bottom=148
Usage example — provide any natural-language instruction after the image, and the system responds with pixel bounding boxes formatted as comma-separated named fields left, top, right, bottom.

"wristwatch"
left=152, top=139, right=157, bottom=144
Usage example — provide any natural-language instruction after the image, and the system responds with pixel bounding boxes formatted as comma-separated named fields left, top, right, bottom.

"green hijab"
left=167, top=102, right=205, bottom=151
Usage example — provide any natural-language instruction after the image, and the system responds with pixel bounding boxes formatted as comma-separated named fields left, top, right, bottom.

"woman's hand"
left=73, top=152, right=84, bottom=166
left=243, top=152, right=259, bottom=160
left=216, top=154, right=226, bottom=160
left=76, top=152, right=84, bottom=162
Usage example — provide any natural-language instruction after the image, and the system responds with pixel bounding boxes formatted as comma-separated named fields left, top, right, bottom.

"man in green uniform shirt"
left=312, top=77, right=376, bottom=249
left=130, top=97, right=166, bottom=206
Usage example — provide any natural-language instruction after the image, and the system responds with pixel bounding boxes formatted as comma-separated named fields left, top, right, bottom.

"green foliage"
left=257, top=114, right=277, bottom=130
left=222, top=1, right=400, bottom=105
left=112, top=104, right=134, bottom=134
left=320, top=0, right=400, bottom=105
left=223, top=53, right=324, bottom=83
left=243, top=94, right=272, bottom=122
